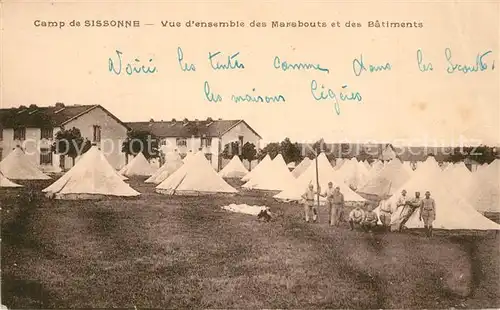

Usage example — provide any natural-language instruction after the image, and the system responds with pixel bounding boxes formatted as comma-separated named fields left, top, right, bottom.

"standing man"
left=301, top=183, right=318, bottom=223
left=320, top=183, right=344, bottom=226
left=394, top=189, right=409, bottom=231
left=400, top=191, right=424, bottom=231
left=420, top=191, right=436, bottom=237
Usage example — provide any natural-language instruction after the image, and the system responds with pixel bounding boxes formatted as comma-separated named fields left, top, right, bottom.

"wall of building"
left=0, top=127, right=59, bottom=172
left=63, top=107, right=128, bottom=170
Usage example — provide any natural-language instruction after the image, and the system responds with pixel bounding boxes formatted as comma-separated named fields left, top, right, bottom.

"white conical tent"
left=334, top=158, right=369, bottom=190
left=402, top=161, right=414, bottom=174
left=464, top=181, right=500, bottom=213
left=119, top=152, right=156, bottom=177
left=0, top=146, right=51, bottom=180
left=0, top=171, right=22, bottom=187
left=42, top=146, right=140, bottom=199
left=333, top=158, right=345, bottom=170
left=358, top=159, right=411, bottom=197
left=145, top=151, right=184, bottom=184
left=156, top=151, right=237, bottom=195
left=242, top=154, right=295, bottom=190
left=292, top=157, right=312, bottom=178
left=361, top=160, right=371, bottom=171
left=274, top=153, right=365, bottom=203
left=241, top=154, right=271, bottom=182
left=182, top=151, right=194, bottom=163
left=442, top=162, right=473, bottom=191
left=218, top=155, right=249, bottom=178
left=376, top=158, right=500, bottom=230
left=381, top=145, right=397, bottom=161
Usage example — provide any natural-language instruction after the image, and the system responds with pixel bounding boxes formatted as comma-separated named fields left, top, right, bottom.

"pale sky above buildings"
left=1, top=0, right=499, bottom=145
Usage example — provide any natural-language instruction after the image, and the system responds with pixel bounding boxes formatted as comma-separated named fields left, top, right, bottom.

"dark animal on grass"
left=257, top=209, right=272, bottom=222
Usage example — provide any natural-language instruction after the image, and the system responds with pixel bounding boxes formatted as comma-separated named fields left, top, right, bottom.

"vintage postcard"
left=0, top=0, right=499, bottom=308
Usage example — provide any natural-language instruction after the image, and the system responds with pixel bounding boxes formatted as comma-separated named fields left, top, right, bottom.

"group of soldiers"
left=301, top=183, right=437, bottom=237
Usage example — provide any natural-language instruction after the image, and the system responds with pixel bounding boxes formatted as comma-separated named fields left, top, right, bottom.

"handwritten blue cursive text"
left=209, top=51, right=245, bottom=70
left=108, top=50, right=157, bottom=75
left=352, top=54, right=391, bottom=76
left=273, top=56, right=329, bottom=73
left=416, top=49, right=433, bottom=72
left=177, top=47, right=196, bottom=72
left=310, top=80, right=362, bottom=115
left=445, top=48, right=495, bottom=74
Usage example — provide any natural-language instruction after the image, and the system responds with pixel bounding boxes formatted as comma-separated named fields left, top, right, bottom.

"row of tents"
left=0, top=145, right=499, bottom=230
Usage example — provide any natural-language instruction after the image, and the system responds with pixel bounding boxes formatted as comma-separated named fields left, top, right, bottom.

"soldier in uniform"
left=320, top=183, right=344, bottom=226
left=378, top=198, right=392, bottom=232
left=301, top=183, right=318, bottom=223
left=419, top=191, right=436, bottom=237
left=362, top=203, right=379, bottom=232
left=399, top=191, right=424, bottom=231
left=349, top=204, right=365, bottom=231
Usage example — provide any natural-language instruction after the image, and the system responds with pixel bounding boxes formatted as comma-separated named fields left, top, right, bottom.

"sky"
left=1, top=0, right=499, bottom=145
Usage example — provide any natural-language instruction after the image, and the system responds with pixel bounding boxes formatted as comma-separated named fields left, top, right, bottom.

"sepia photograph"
left=0, top=0, right=499, bottom=309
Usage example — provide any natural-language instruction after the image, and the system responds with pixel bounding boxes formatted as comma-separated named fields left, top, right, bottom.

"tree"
left=445, top=145, right=497, bottom=165
left=221, top=141, right=240, bottom=159
left=280, top=138, right=303, bottom=164
left=121, top=129, right=159, bottom=161
left=356, top=148, right=376, bottom=163
left=241, top=142, right=257, bottom=170
left=51, top=127, right=92, bottom=167
left=258, top=142, right=280, bottom=160
left=304, top=138, right=331, bottom=158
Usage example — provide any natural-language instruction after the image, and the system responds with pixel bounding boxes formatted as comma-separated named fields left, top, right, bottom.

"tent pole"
left=315, top=152, right=320, bottom=222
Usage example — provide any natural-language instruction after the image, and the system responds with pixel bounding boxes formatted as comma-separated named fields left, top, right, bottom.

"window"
left=40, top=147, right=53, bottom=165
left=0, top=128, right=3, bottom=141
left=13, top=127, right=26, bottom=140
left=201, top=137, right=212, bottom=148
left=161, top=139, right=167, bottom=146
left=41, top=127, right=53, bottom=140
left=205, top=153, right=212, bottom=163
left=93, top=125, right=101, bottom=142
left=176, top=138, right=187, bottom=147
left=238, top=135, right=244, bottom=146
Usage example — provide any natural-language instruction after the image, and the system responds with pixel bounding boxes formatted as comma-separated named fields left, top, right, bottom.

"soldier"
left=394, top=189, right=409, bottom=231
left=420, top=191, right=436, bottom=237
left=301, top=183, right=318, bottom=223
left=349, top=204, right=365, bottom=231
left=378, top=198, right=392, bottom=232
left=320, top=183, right=344, bottom=226
left=400, top=191, right=424, bottom=231
left=362, top=203, right=379, bottom=232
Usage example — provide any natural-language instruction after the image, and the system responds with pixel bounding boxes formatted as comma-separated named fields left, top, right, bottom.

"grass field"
left=1, top=177, right=500, bottom=309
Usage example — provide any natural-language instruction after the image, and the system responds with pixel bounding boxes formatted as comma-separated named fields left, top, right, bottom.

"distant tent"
left=381, top=144, right=397, bottom=161
left=464, top=181, right=500, bottom=213
left=119, top=152, right=156, bottom=177
left=145, top=151, right=183, bottom=184
left=292, top=157, right=312, bottom=178
left=242, top=154, right=295, bottom=191
left=0, top=146, right=51, bottom=180
left=358, top=159, right=411, bottom=197
left=242, top=154, right=271, bottom=182
left=334, top=158, right=369, bottom=190
left=402, top=161, right=414, bottom=173
left=183, top=151, right=195, bottom=163
left=219, top=155, right=249, bottom=178
left=42, top=146, right=140, bottom=199
left=0, top=171, right=22, bottom=188
left=274, top=153, right=366, bottom=204
left=156, top=152, right=237, bottom=195
left=333, top=158, right=345, bottom=170
left=375, top=157, right=500, bottom=230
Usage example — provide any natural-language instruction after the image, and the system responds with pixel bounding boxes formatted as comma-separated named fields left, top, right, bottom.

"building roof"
left=0, top=104, right=130, bottom=130
left=125, top=119, right=263, bottom=139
